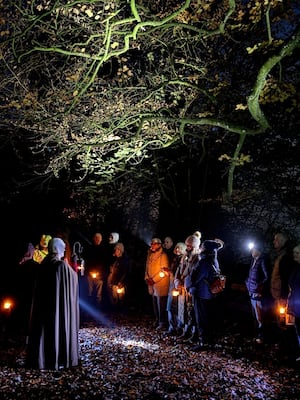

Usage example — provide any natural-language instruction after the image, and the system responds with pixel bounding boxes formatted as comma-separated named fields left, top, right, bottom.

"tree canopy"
left=0, top=0, right=299, bottom=241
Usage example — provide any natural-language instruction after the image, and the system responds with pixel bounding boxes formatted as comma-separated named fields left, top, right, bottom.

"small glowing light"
left=117, top=286, right=125, bottom=294
left=172, top=289, right=180, bottom=297
left=279, top=306, right=286, bottom=315
left=2, top=299, right=14, bottom=312
left=159, top=271, right=165, bottom=278
left=4, top=302, right=12, bottom=310
left=91, top=272, right=98, bottom=279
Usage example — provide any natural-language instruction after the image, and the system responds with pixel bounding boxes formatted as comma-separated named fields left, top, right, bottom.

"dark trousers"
left=193, top=296, right=210, bottom=342
left=152, top=295, right=168, bottom=327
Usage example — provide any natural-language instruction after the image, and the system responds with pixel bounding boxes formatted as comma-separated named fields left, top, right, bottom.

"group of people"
left=79, top=231, right=130, bottom=311
left=145, top=232, right=224, bottom=351
left=245, top=232, right=300, bottom=358
left=18, top=230, right=130, bottom=370
left=16, top=228, right=300, bottom=370
left=145, top=231, right=300, bottom=359
left=19, top=236, right=79, bottom=370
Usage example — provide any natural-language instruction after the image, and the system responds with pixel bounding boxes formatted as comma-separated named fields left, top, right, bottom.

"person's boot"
left=184, top=326, right=198, bottom=344
left=177, top=325, right=190, bottom=341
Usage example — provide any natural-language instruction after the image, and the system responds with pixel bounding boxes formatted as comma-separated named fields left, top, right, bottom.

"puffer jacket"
left=190, top=255, right=216, bottom=299
left=245, top=254, right=269, bottom=296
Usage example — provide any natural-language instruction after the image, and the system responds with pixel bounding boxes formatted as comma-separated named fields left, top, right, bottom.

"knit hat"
left=151, top=237, right=162, bottom=244
left=109, top=232, right=119, bottom=244
left=185, top=235, right=200, bottom=248
left=193, top=231, right=202, bottom=240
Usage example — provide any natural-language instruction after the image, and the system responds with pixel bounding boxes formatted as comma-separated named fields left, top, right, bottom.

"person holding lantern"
left=145, top=237, right=170, bottom=330
left=166, top=242, right=187, bottom=335
left=270, top=231, right=294, bottom=343
left=175, top=234, right=201, bottom=343
left=83, top=232, right=108, bottom=308
left=107, top=242, right=130, bottom=311
left=287, top=244, right=300, bottom=361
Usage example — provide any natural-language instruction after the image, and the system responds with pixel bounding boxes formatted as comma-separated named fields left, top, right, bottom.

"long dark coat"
left=26, top=254, right=79, bottom=370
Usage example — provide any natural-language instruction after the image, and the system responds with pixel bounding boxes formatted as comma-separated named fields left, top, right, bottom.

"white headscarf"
left=48, top=238, right=66, bottom=260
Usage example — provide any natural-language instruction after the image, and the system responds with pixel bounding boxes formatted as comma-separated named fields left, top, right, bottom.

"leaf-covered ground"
left=1, top=306, right=300, bottom=400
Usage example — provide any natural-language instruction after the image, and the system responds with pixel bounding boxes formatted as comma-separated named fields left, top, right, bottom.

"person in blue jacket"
left=245, top=242, right=270, bottom=344
left=190, top=240, right=221, bottom=351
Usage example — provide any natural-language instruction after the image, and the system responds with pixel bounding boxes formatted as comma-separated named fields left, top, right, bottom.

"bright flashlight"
left=248, top=242, right=255, bottom=250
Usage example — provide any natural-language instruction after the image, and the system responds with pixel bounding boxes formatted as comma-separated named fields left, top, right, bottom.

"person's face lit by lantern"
left=93, top=233, right=102, bottom=246
left=39, top=234, right=52, bottom=250
left=113, top=243, right=124, bottom=258
left=173, top=243, right=186, bottom=256
left=150, top=239, right=162, bottom=252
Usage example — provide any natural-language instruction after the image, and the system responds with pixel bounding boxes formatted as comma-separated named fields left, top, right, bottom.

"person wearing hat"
left=145, top=237, right=170, bottom=330
left=245, top=242, right=270, bottom=344
left=107, top=242, right=130, bottom=311
left=175, top=234, right=201, bottom=343
left=189, top=239, right=223, bottom=351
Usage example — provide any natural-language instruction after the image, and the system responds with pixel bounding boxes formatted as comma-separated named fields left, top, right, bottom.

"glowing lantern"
left=117, top=286, right=125, bottom=294
left=90, top=272, right=98, bottom=279
left=159, top=271, right=165, bottom=278
left=279, top=306, right=286, bottom=316
left=2, top=298, right=14, bottom=313
left=172, top=289, right=180, bottom=297
left=277, top=302, right=287, bottom=326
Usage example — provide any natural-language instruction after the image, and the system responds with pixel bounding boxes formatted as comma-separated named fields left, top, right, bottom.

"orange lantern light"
left=2, top=298, right=14, bottom=313
left=278, top=303, right=287, bottom=326
left=172, top=288, right=180, bottom=297
left=279, top=306, right=286, bottom=315
left=159, top=271, right=165, bottom=278
left=117, top=286, right=125, bottom=294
